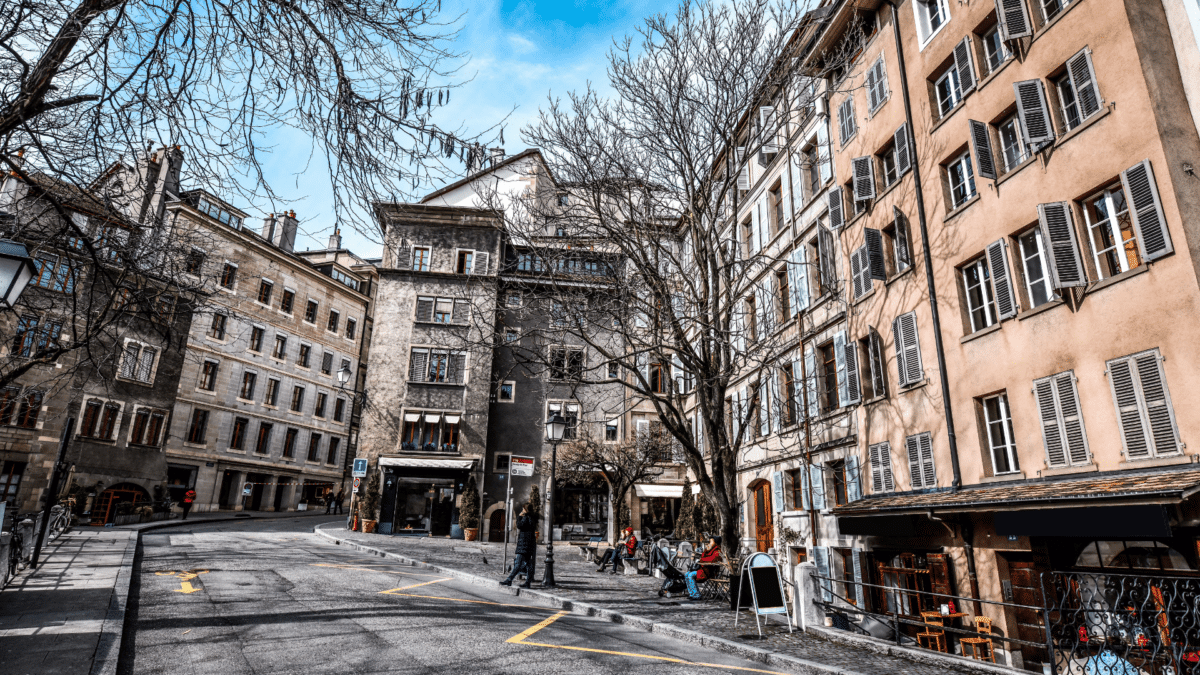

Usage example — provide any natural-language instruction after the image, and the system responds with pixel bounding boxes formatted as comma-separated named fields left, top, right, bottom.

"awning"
left=833, top=467, right=1200, bottom=516
left=994, top=505, right=1171, bottom=538
left=444, top=414, right=461, bottom=425
left=404, top=413, right=421, bottom=422
left=379, top=457, right=475, bottom=470
left=634, top=484, right=684, bottom=498
left=424, top=413, right=441, bottom=424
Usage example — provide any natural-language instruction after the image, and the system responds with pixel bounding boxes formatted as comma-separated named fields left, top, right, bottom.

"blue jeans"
left=686, top=571, right=701, bottom=598
left=598, top=548, right=630, bottom=571
left=505, top=553, right=536, bottom=584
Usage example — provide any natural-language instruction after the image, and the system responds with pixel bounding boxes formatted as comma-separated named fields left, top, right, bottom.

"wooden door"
left=488, top=509, right=506, bottom=542
left=753, top=482, right=773, bottom=552
left=1008, top=561, right=1049, bottom=667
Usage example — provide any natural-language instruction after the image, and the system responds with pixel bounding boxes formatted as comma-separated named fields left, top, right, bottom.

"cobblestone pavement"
left=318, top=527, right=976, bottom=675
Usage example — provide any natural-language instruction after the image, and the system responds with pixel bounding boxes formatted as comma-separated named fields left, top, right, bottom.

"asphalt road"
left=124, top=516, right=785, bottom=675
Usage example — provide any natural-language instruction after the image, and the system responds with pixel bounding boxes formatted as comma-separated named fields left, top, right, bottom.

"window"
left=1033, top=371, right=1090, bottom=468
left=0, top=386, right=20, bottom=425
left=850, top=245, right=874, bottom=300
left=220, top=263, right=237, bottom=289
left=290, top=385, right=305, bottom=412
left=239, top=371, right=257, bottom=399
left=346, top=318, right=357, bottom=340
left=607, top=362, right=620, bottom=379
left=862, top=330, right=888, bottom=400
left=118, top=341, right=158, bottom=384
left=998, top=115, right=1030, bottom=172
left=208, top=313, right=227, bottom=340
left=819, top=342, right=838, bottom=413
left=315, top=392, right=327, bottom=418
left=804, top=145, right=821, bottom=197
left=199, top=360, right=219, bottom=391
left=780, top=363, right=798, bottom=426
left=412, top=246, right=431, bottom=272
left=869, top=442, right=895, bottom=492
left=506, top=292, right=522, bottom=308
left=1040, top=0, right=1070, bottom=23
left=265, top=378, right=280, bottom=406
left=230, top=417, right=249, bottom=451
left=273, top=335, right=288, bottom=359
left=498, top=381, right=515, bottom=402
left=837, top=99, right=856, bottom=145
left=1017, top=228, right=1056, bottom=308
left=298, top=344, right=311, bottom=367
left=304, top=300, right=318, bottom=323
left=882, top=212, right=911, bottom=276
left=789, top=468, right=809, bottom=509
left=550, top=348, right=584, bottom=381
left=548, top=402, right=580, bottom=440
left=255, top=423, right=273, bottom=454
left=32, top=255, right=75, bottom=293
left=307, top=433, right=322, bottom=462
left=769, top=184, right=783, bottom=234
left=605, top=420, right=619, bottom=442
left=327, top=437, right=340, bottom=465
left=81, top=399, right=121, bottom=441
left=961, top=257, right=997, bottom=332
left=829, top=460, right=848, bottom=506
left=130, top=408, right=165, bottom=447
left=742, top=219, right=754, bottom=258
left=249, top=327, right=265, bottom=352
left=185, top=249, right=205, bottom=276
left=0, top=460, right=24, bottom=507
left=257, top=280, right=273, bottom=305
left=504, top=328, right=520, bottom=343
left=775, top=269, right=790, bottom=321
left=1083, top=184, right=1139, bottom=280
left=879, top=143, right=899, bottom=188
left=327, top=310, right=339, bottom=333
left=947, top=152, right=977, bottom=209
left=935, top=68, right=963, bottom=118
left=906, top=432, right=936, bottom=489
left=1107, top=349, right=1180, bottom=459
left=915, top=0, right=950, bottom=45
left=495, top=454, right=511, bottom=473
left=283, top=428, right=298, bottom=458
left=983, top=393, right=1019, bottom=474
left=456, top=250, right=474, bottom=274
left=981, top=25, right=1007, bottom=75
left=280, top=289, right=295, bottom=313
left=321, top=351, right=334, bottom=375
left=434, top=298, right=452, bottom=323
left=893, top=311, right=924, bottom=387
left=1051, top=51, right=1103, bottom=130
left=15, top=390, right=42, bottom=429
left=408, top=348, right=467, bottom=384
left=866, top=57, right=888, bottom=112
left=334, top=398, right=346, bottom=422
left=187, top=409, right=209, bottom=444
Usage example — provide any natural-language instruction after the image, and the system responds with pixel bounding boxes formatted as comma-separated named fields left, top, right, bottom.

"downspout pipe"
left=884, top=0, right=962, bottom=490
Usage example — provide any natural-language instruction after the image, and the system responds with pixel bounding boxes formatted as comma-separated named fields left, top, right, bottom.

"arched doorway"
left=92, top=483, right=150, bottom=525
left=749, top=480, right=773, bottom=552
left=488, top=509, right=506, bottom=542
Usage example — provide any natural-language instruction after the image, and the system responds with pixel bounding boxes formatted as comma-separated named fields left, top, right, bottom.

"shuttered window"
left=905, top=432, right=937, bottom=489
left=850, top=246, right=874, bottom=300
left=837, top=99, right=856, bottom=145
left=852, top=156, right=876, bottom=202
left=1014, top=79, right=1055, bottom=146
left=1037, top=202, right=1087, bottom=288
left=1120, top=160, right=1173, bottom=263
left=828, top=186, right=845, bottom=231
left=866, top=58, right=888, bottom=112
left=935, top=67, right=963, bottom=118
left=1107, top=349, right=1180, bottom=460
left=1059, top=48, right=1101, bottom=130
left=996, top=0, right=1032, bottom=40
left=961, top=257, right=998, bottom=332
left=1033, top=371, right=1090, bottom=468
left=947, top=152, right=977, bottom=209
left=954, top=37, right=977, bottom=95
left=836, top=330, right=861, bottom=407
left=867, top=327, right=888, bottom=399
left=869, top=441, right=895, bottom=492
left=864, top=228, right=886, bottom=281
left=892, top=311, right=923, bottom=387
left=969, top=120, right=998, bottom=180
left=894, top=124, right=912, bottom=176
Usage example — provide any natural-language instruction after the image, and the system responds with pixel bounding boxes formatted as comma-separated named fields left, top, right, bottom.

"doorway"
left=247, top=473, right=268, bottom=511
left=91, top=483, right=150, bottom=525
left=218, top=470, right=235, bottom=508
left=751, top=480, right=773, bottom=552
left=273, top=477, right=287, bottom=511
left=1003, top=554, right=1049, bottom=667
left=489, top=509, right=506, bottom=542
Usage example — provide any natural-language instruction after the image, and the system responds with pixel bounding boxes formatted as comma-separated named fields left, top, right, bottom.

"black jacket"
left=514, top=514, right=537, bottom=555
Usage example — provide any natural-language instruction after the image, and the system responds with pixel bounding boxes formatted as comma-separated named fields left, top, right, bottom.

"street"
left=124, top=517, right=785, bottom=675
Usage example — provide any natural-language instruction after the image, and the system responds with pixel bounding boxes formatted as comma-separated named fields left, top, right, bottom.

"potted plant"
left=360, top=471, right=381, bottom=533
left=459, top=475, right=481, bottom=541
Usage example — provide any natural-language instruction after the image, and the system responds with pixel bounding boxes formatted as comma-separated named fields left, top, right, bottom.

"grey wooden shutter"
left=756, top=281, right=772, bottom=335
left=750, top=199, right=761, bottom=254
left=770, top=368, right=782, bottom=433
left=866, top=63, right=880, bottom=112
left=760, top=107, right=778, bottom=153
left=834, top=330, right=849, bottom=407
left=918, top=433, right=936, bottom=488
left=846, top=454, right=861, bottom=502
left=954, top=37, right=976, bottom=94
left=408, top=348, right=428, bottom=382
left=799, top=463, right=811, bottom=510
left=838, top=99, right=854, bottom=144
left=790, top=154, right=804, bottom=213
left=843, top=331, right=861, bottom=406
left=1055, top=372, right=1090, bottom=464
left=759, top=379, right=770, bottom=437
left=1066, top=48, right=1101, bottom=120
left=416, top=297, right=434, bottom=322
left=828, top=186, right=845, bottom=230
left=1120, top=160, right=1173, bottom=262
left=850, top=247, right=864, bottom=299
left=894, top=311, right=922, bottom=386
left=781, top=159, right=791, bottom=224
left=1108, top=357, right=1149, bottom=459
left=814, top=546, right=832, bottom=601
left=473, top=250, right=490, bottom=275
left=1131, top=351, right=1181, bottom=456
left=851, top=548, right=865, bottom=606
left=1014, top=80, right=1055, bottom=146
left=869, top=443, right=885, bottom=493
left=852, top=156, right=876, bottom=202
left=804, top=343, right=819, bottom=419
left=452, top=300, right=470, bottom=324
left=1034, top=375, right=1068, bottom=467
left=873, top=440, right=895, bottom=491
left=757, top=195, right=771, bottom=249
left=869, top=326, right=887, bottom=398
left=892, top=316, right=908, bottom=386
left=789, top=245, right=810, bottom=316
left=892, top=206, right=912, bottom=269
left=818, top=226, right=837, bottom=290
left=968, top=120, right=998, bottom=180
left=772, top=471, right=785, bottom=513
left=996, top=0, right=1032, bottom=40
left=737, top=147, right=749, bottom=190
left=817, top=123, right=833, bottom=184
left=906, top=434, right=924, bottom=488
left=986, top=239, right=1018, bottom=319
left=811, top=464, right=827, bottom=511
left=448, top=352, right=467, bottom=384
left=1037, top=202, right=1087, bottom=288
left=894, top=124, right=912, bottom=175
left=864, top=228, right=887, bottom=280
left=792, top=354, right=806, bottom=420
left=395, top=241, right=411, bottom=270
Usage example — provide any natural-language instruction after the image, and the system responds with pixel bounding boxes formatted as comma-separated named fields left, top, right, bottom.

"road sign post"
left=352, top=458, right=368, bottom=478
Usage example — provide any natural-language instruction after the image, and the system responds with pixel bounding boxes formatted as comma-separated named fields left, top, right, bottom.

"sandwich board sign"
left=734, top=552, right=794, bottom=636
left=510, top=456, right=534, bottom=477
left=352, top=458, right=368, bottom=478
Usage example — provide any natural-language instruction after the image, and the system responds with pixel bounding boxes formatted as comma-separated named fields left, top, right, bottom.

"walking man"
left=182, top=489, right=196, bottom=520
left=334, top=490, right=345, bottom=515
left=500, top=502, right=537, bottom=588
left=324, top=489, right=334, bottom=514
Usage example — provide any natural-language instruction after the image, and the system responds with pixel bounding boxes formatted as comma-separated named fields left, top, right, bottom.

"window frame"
left=914, top=0, right=951, bottom=47
left=257, top=279, right=274, bottom=305
left=947, top=151, right=977, bottom=209
left=198, top=359, right=220, bottom=391
left=497, top=380, right=516, bottom=402
left=983, top=392, right=1020, bottom=475
left=186, top=408, right=209, bottom=445
left=1017, top=228, right=1057, bottom=309
left=935, top=67, right=963, bottom=118
left=961, top=256, right=998, bottom=333
left=412, top=246, right=431, bottom=272
left=1082, top=183, right=1140, bottom=280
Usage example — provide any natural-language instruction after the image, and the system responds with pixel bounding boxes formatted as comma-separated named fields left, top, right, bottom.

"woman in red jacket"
left=597, top=527, right=638, bottom=574
left=686, top=536, right=721, bottom=600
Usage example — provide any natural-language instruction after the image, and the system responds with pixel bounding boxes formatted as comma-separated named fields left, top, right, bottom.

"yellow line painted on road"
left=156, top=569, right=208, bottom=594
left=380, top=578, right=452, bottom=593
left=175, top=581, right=201, bottom=594
left=379, top=591, right=538, bottom=610
left=506, top=611, right=571, bottom=643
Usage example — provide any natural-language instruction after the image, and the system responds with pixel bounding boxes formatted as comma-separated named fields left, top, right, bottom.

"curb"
left=89, top=530, right=137, bottom=675
left=313, top=524, right=862, bottom=675
left=807, top=626, right=1018, bottom=675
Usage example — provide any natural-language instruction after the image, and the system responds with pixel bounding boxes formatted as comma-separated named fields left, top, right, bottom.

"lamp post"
left=337, top=365, right=366, bottom=522
left=542, top=412, right=567, bottom=588
left=0, top=239, right=36, bottom=309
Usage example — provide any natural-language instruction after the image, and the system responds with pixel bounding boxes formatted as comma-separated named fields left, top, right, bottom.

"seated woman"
left=596, top=527, right=638, bottom=573
left=686, top=536, right=722, bottom=600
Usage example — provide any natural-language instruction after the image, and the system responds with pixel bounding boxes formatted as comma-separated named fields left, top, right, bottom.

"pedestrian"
left=182, top=489, right=196, bottom=520
left=324, top=489, right=334, bottom=514
left=500, top=502, right=537, bottom=588
left=597, top=527, right=638, bottom=574
left=686, top=536, right=721, bottom=600
left=334, top=490, right=345, bottom=515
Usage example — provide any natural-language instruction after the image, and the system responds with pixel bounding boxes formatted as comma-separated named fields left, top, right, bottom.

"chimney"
left=145, top=145, right=184, bottom=224
left=274, top=210, right=298, bottom=252
left=489, top=147, right=505, bottom=167
left=262, top=213, right=278, bottom=243
left=328, top=228, right=342, bottom=250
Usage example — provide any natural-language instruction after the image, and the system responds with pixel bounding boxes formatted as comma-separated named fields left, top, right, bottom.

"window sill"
left=928, top=97, right=969, bottom=135
left=960, top=322, right=1002, bottom=344
left=183, top=442, right=208, bottom=450
left=852, top=287, right=877, bottom=306
left=839, top=131, right=858, bottom=150
left=235, top=397, right=255, bottom=404
left=1038, top=463, right=1098, bottom=478
left=407, top=380, right=467, bottom=388
left=78, top=437, right=116, bottom=444
left=994, top=154, right=1038, bottom=188
left=1030, top=0, right=1084, bottom=46
left=979, top=471, right=1025, bottom=484
left=943, top=194, right=981, bottom=223
left=975, top=57, right=1015, bottom=93
left=885, top=265, right=915, bottom=287
left=1088, top=261, right=1149, bottom=293
left=195, top=388, right=217, bottom=396
left=1017, top=299, right=1066, bottom=321
left=288, top=409, right=304, bottom=416
left=862, top=394, right=888, bottom=406
left=873, top=176, right=903, bottom=204
left=226, top=449, right=247, bottom=455
left=1053, top=106, right=1112, bottom=152
left=899, top=378, right=928, bottom=393
left=867, top=95, right=891, bottom=120
left=1118, top=454, right=1193, bottom=470
left=116, top=377, right=153, bottom=388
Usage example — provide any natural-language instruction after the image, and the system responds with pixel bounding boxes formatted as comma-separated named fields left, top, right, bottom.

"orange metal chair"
left=918, top=612, right=947, bottom=653
left=961, top=616, right=995, bottom=662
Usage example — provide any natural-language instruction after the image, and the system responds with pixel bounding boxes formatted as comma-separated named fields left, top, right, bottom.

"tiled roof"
left=833, top=466, right=1200, bottom=514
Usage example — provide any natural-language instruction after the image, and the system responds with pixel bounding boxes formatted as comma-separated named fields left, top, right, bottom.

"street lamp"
left=0, top=239, right=37, bottom=308
left=542, top=412, right=567, bottom=588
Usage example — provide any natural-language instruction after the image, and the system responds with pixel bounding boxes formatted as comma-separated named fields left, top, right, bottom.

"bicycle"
left=47, top=499, right=73, bottom=541
left=3, top=512, right=24, bottom=588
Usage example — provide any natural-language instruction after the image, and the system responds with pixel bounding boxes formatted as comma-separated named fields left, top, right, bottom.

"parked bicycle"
left=46, top=498, right=74, bottom=542
left=3, top=511, right=26, bottom=588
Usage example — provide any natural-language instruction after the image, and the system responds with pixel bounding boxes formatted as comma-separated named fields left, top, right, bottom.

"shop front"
left=634, top=483, right=683, bottom=540
left=377, top=457, right=475, bottom=536
left=553, top=475, right=609, bottom=541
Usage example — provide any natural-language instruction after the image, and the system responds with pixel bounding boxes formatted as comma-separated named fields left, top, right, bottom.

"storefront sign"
left=510, top=456, right=534, bottom=477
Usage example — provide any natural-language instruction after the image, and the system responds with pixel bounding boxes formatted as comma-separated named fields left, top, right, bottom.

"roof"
left=834, top=467, right=1200, bottom=515
left=25, top=172, right=128, bottom=224
left=419, top=148, right=547, bottom=204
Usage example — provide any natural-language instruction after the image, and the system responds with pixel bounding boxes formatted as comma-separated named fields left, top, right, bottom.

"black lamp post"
left=542, top=412, right=567, bottom=588
left=0, top=239, right=37, bottom=309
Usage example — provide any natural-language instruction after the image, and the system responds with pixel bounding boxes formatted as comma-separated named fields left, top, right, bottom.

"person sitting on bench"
left=597, top=527, right=638, bottom=574
left=686, top=536, right=721, bottom=600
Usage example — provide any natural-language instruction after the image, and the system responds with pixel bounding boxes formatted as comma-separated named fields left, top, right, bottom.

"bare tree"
left=556, top=429, right=668, bottom=542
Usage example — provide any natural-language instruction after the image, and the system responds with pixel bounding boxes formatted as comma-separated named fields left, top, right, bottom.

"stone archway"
left=93, top=482, right=151, bottom=525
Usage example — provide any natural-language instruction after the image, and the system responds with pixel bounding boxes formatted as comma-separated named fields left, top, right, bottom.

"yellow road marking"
left=380, top=578, right=452, bottom=593
left=156, top=570, right=208, bottom=594
left=175, top=581, right=200, bottom=594
left=379, top=591, right=536, bottom=610
left=506, top=611, right=571, bottom=643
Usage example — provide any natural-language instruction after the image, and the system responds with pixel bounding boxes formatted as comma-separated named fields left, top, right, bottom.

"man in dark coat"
left=500, top=502, right=537, bottom=588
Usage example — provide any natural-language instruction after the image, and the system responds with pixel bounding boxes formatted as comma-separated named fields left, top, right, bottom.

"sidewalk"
left=0, top=529, right=135, bottom=675
left=315, top=524, right=1008, bottom=675
left=113, top=507, right=338, bottom=531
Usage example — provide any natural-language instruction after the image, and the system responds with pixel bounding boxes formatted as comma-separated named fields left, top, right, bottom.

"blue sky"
left=273, top=0, right=678, bottom=259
